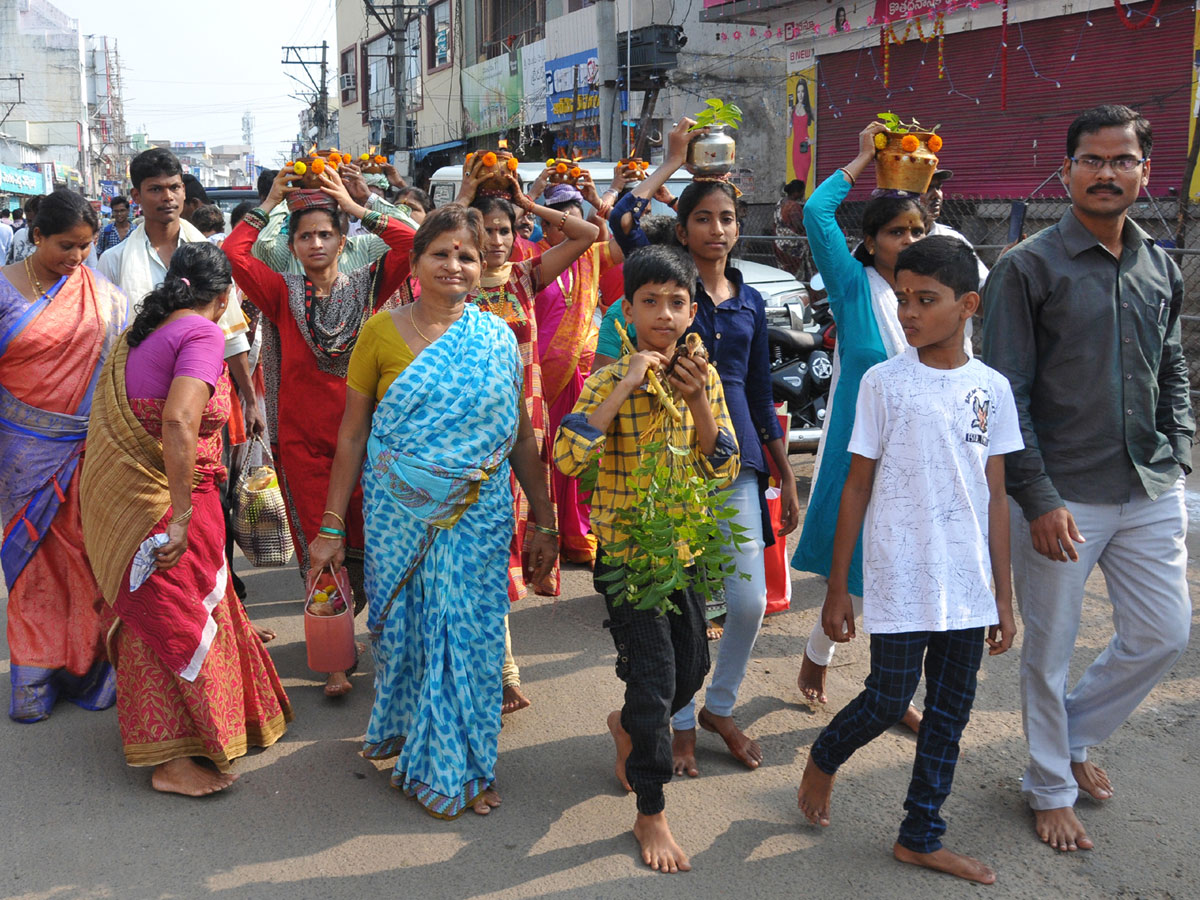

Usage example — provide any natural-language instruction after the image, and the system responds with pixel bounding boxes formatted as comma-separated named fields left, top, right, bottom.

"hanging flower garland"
left=1113, top=0, right=1161, bottom=29
left=881, top=11, right=945, bottom=87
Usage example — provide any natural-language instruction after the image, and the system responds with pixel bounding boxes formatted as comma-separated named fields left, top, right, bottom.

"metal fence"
left=736, top=196, right=1200, bottom=396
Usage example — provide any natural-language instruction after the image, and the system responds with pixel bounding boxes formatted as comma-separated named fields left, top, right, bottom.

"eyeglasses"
left=1069, top=155, right=1147, bottom=172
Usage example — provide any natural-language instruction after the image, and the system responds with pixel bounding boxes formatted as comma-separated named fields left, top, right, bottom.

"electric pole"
left=281, top=42, right=330, bottom=146
left=364, top=1, right=426, bottom=160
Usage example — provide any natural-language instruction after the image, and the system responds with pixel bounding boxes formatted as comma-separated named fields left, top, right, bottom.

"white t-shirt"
left=847, top=347, right=1023, bottom=634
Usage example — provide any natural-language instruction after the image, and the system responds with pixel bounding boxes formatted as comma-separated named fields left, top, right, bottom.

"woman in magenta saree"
left=0, top=191, right=128, bottom=722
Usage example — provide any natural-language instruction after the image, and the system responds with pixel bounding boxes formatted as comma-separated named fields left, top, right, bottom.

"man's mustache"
left=1087, top=185, right=1123, bottom=195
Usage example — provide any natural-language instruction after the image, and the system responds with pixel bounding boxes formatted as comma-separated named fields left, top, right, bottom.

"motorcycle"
left=764, top=275, right=835, bottom=453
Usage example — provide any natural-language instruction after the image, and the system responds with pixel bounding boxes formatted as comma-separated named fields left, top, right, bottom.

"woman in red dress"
left=223, top=165, right=416, bottom=697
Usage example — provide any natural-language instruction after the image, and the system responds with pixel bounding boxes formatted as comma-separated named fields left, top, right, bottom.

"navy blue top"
left=608, top=189, right=784, bottom=476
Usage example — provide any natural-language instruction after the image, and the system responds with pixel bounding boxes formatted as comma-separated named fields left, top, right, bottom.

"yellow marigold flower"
left=927, top=134, right=943, bottom=152
left=360, top=153, right=371, bottom=161
left=874, top=133, right=888, bottom=150
left=292, top=161, right=307, bottom=175
left=901, top=134, right=920, bottom=153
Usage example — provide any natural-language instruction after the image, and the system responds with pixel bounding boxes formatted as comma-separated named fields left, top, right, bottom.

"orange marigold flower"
left=506, top=156, right=519, bottom=171
left=555, top=162, right=568, bottom=174
left=327, top=157, right=339, bottom=169
left=873, top=133, right=888, bottom=150
left=927, top=134, right=943, bottom=152
left=374, top=155, right=386, bottom=164
left=342, top=154, right=352, bottom=164
left=311, top=157, right=326, bottom=174
left=639, top=160, right=649, bottom=169
left=901, top=134, right=919, bottom=153
left=569, top=167, right=581, bottom=178
left=482, top=152, right=498, bottom=167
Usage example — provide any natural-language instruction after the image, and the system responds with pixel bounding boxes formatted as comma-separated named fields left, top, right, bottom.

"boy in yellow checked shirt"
left=554, top=245, right=739, bottom=875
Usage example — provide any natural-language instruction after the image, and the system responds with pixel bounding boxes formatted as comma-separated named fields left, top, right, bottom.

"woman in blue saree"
left=309, top=204, right=557, bottom=819
left=0, top=190, right=128, bottom=722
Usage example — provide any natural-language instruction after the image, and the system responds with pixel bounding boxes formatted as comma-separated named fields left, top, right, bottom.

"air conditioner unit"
left=340, top=73, right=357, bottom=92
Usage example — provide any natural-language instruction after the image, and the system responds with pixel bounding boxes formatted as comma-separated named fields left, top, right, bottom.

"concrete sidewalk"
left=2, top=459, right=1196, bottom=899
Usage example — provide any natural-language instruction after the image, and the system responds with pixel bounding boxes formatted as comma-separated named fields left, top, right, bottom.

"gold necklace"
left=408, top=305, right=436, bottom=345
left=24, top=255, right=46, bottom=299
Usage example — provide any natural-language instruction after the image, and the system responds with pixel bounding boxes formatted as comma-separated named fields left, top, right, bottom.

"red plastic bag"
left=764, top=487, right=792, bottom=615
left=303, top=566, right=356, bottom=673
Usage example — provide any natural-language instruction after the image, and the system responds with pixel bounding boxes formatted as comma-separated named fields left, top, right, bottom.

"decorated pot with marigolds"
left=618, top=158, right=650, bottom=181
left=873, top=130, right=943, bottom=194
left=465, top=140, right=520, bottom=195
left=358, top=153, right=389, bottom=174
left=289, top=149, right=352, bottom=188
left=545, top=157, right=585, bottom=185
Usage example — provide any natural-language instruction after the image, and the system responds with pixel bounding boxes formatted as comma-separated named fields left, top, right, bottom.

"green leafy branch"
left=690, top=98, right=744, bottom=131
left=595, top=435, right=750, bottom=617
left=877, top=111, right=940, bottom=134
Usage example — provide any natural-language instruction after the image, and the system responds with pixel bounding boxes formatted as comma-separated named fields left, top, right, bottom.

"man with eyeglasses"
left=982, top=105, right=1192, bottom=855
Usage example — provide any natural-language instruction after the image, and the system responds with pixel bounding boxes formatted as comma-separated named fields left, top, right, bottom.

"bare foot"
left=501, top=684, right=531, bottom=715
left=607, top=709, right=633, bottom=792
left=254, top=626, right=276, bottom=643
left=672, top=728, right=699, bottom=777
left=151, top=757, right=239, bottom=797
left=902, top=705, right=923, bottom=735
left=471, top=786, right=502, bottom=815
left=324, top=671, right=352, bottom=697
left=706, top=622, right=724, bottom=641
left=798, top=654, right=827, bottom=704
left=1033, top=807, right=1094, bottom=852
left=893, top=843, right=997, bottom=884
left=633, top=811, right=692, bottom=873
left=797, top=752, right=835, bottom=826
left=1071, top=761, right=1113, bottom=801
left=698, top=706, right=762, bottom=769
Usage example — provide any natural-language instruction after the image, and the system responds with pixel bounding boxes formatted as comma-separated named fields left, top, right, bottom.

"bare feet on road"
left=798, top=655, right=827, bottom=704
left=1072, top=760, right=1113, bottom=800
left=893, top=843, right=997, bottom=884
left=902, top=705, right=923, bottom=734
left=672, top=728, right=698, bottom=777
left=502, top=684, right=531, bottom=715
left=1034, top=806, right=1094, bottom=852
left=324, top=671, right=352, bottom=697
left=254, top=626, right=276, bottom=643
left=797, top=752, right=835, bottom=826
left=633, top=811, right=691, bottom=873
left=698, top=706, right=762, bottom=769
left=151, top=758, right=238, bottom=797
left=608, top=709, right=633, bottom=792
left=472, top=786, right=502, bottom=815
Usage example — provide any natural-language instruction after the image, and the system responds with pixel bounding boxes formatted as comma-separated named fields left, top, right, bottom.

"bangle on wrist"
left=323, top=510, right=347, bottom=528
left=532, top=523, right=559, bottom=537
left=556, top=210, right=569, bottom=229
left=171, top=506, right=193, bottom=525
left=315, top=532, right=344, bottom=541
left=838, top=167, right=857, bottom=187
left=318, top=526, right=346, bottom=537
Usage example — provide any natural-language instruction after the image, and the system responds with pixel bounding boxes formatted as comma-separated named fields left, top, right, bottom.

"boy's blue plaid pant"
left=810, top=628, right=985, bottom=853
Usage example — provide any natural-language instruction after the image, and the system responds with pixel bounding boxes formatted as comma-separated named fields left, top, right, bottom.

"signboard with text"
left=545, top=49, right=600, bottom=125
left=0, top=164, right=44, bottom=195
left=873, top=0, right=952, bottom=24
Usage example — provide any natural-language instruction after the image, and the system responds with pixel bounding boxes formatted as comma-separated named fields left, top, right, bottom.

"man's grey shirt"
left=982, top=209, right=1194, bottom=521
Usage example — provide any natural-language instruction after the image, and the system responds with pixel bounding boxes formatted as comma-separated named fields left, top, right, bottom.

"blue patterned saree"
left=361, top=304, right=522, bottom=819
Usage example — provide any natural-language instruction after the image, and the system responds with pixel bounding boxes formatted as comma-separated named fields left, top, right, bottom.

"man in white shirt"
left=0, top=208, right=13, bottom=263
left=921, top=170, right=989, bottom=286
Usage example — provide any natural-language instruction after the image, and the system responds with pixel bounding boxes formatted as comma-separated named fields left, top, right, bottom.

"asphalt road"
left=2, top=458, right=1197, bottom=900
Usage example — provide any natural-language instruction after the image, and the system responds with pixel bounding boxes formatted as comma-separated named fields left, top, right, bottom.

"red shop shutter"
left=815, top=1, right=1192, bottom=199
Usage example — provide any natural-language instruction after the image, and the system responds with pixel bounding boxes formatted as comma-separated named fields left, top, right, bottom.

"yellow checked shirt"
left=554, top=357, right=740, bottom=551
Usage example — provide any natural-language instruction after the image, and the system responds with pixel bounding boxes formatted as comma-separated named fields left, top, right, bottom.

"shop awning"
left=412, top=140, right=465, bottom=162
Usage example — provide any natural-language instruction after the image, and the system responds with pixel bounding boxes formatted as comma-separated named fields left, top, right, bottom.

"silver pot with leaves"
left=685, top=99, right=743, bottom=177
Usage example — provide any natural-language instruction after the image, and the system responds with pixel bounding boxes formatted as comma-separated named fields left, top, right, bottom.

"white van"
left=427, top=160, right=807, bottom=317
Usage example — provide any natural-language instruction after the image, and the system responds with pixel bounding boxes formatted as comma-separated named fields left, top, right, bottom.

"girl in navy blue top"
left=608, top=118, right=801, bottom=777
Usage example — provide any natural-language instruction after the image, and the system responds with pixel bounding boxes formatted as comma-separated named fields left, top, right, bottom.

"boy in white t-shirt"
left=796, top=235, right=1023, bottom=884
